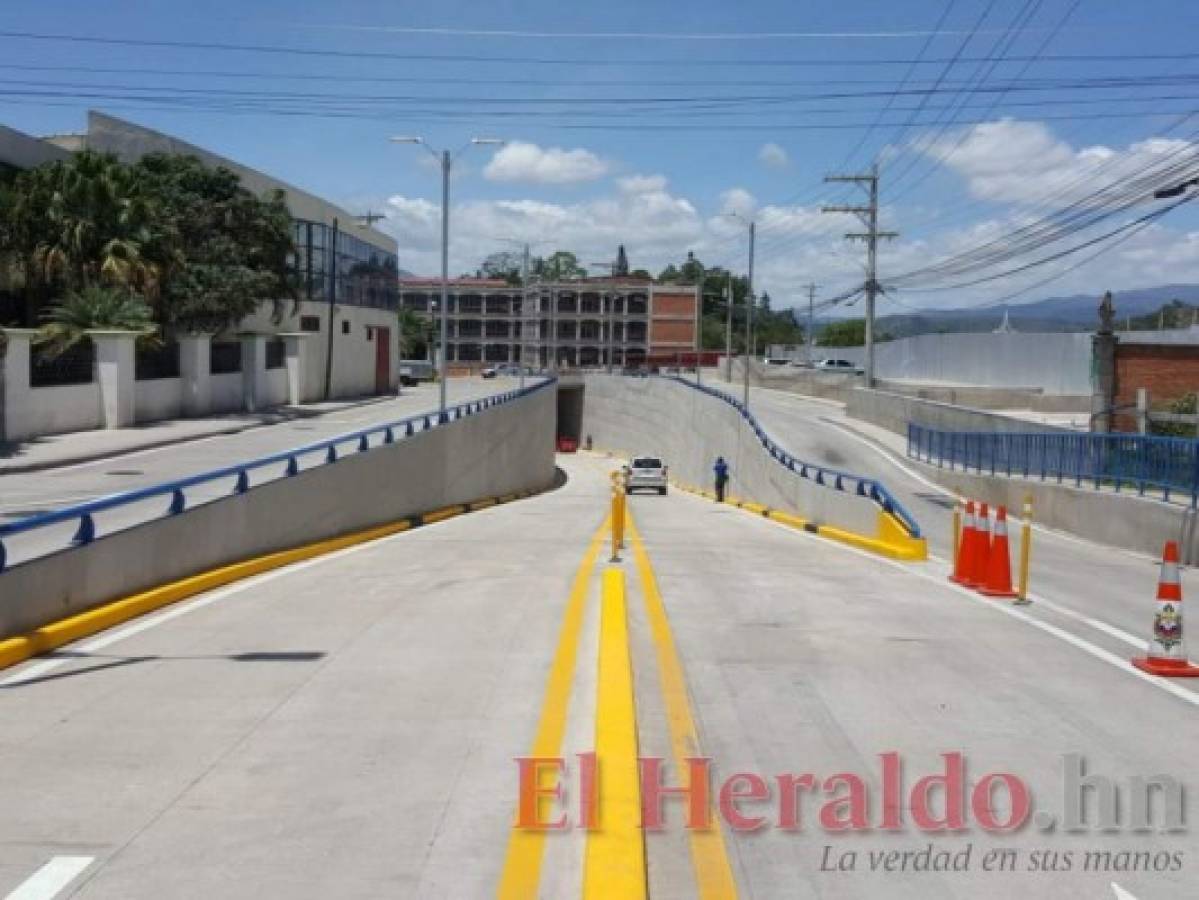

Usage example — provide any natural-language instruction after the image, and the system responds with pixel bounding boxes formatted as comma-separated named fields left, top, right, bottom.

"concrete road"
left=0, top=376, right=537, bottom=566
left=1, top=454, right=1196, bottom=898
left=706, top=377, right=1199, bottom=686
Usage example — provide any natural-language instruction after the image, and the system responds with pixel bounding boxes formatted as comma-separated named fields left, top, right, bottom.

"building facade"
left=11, top=112, right=401, bottom=403
left=399, top=276, right=700, bottom=370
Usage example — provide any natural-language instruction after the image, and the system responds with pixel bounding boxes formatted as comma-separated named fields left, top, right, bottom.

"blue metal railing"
left=659, top=375, right=923, bottom=538
left=0, top=378, right=555, bottom=572
left=907, top=422, right=1199, bottom=507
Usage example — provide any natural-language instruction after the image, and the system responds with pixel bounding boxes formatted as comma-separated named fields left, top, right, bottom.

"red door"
left=374, top=326, right=391, bottom=393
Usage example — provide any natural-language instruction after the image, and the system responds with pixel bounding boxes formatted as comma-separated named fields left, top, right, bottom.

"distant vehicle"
left=398, top=360, right=434, bottom=386
left=789, top=359, right=815, bottom=368
left=625, top=456, right=668, bottom=495
left=815, top=358, right=864, bottom=374
left=481, top=366, right=498, bottom=379
left=763, top=357, right=791, bottom=366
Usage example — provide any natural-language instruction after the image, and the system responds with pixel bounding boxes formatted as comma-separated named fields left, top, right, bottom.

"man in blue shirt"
left=713, top=456, right=729, bottom=502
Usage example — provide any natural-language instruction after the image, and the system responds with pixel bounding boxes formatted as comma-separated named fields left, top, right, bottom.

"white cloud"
left=617, top=173, right=668, bottom=194
left=759, top=142, right=789, bottom=169
left=916, top=119, right=1198, bottom=207
left=718, top=188, right=757, bottom=218
left=482, top=141, right=608, bottom=184
left=373, top=118, right=1199, bottom=313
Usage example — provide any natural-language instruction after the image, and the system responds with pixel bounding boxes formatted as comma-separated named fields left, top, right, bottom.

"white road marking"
left=1111, top=882, right=1139, bottom=900
left=0, top=483, right=573, bottom=687
left=4, top=856, right=93, bottom=900
left=675, top=489, right=1199, bottom=710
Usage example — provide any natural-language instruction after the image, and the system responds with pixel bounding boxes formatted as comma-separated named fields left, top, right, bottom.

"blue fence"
left=660, top=375, right=923, bottom=538
left=907, top=422, right=1199, bottom=506
left=0, top=378, right=555, bottom=573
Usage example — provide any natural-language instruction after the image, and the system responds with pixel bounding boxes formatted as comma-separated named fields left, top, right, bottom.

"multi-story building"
left=399, top=275, right=700, bottom=370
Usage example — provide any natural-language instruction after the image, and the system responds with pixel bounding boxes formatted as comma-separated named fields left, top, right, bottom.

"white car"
left=625, top=456, right=668, bottom=495
left=815, top=358, right=864, bottom=374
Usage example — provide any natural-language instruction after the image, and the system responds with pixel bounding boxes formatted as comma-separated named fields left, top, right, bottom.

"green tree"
left=38, top=284, right=154, bottom=354
left=397, top=306, right=434, bottom=359
left=132, top=153, right=295, bottom=333
left=817, top=318, right=892, bottom=346
left=536, top=250, right=586, bottom=280
left=4, top=151, right=164, bottom=322
left=478, top=251, right=523, bottom=284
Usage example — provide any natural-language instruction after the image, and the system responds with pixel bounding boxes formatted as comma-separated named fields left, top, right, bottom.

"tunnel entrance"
left=556, top=384, right=585, bottom=449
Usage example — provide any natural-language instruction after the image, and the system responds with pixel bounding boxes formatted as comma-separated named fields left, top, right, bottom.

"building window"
left=300, top=315, right=321, bottom=332
left=365, top=326, right=374, bottom=341
left=342, top=320, right=350, bottom=335
left=265, top=338, right=287, bottom=370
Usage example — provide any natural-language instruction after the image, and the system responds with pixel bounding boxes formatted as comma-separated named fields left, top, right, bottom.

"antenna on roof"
left=355, top=211, right=387, bottom=226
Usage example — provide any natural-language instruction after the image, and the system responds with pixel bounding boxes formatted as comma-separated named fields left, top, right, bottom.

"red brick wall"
left=1114, top=343, right=1199, bottom=431
left=653, top=294, right=696, bottom=316
left=649, top=289, right=698, bottom=354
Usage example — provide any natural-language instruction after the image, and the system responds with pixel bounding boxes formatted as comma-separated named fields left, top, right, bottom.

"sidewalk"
left=0, top=394, right=401, bottom=475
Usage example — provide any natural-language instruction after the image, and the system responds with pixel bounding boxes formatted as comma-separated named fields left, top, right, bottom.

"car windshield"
left=632, top=458, right=662, bottom=469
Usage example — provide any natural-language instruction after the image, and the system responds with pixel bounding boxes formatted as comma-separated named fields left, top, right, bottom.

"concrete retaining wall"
left=905, top=454, right=1199, bottom=563
left=846, top=388, right=1077, bottom=437
left=577, top=375, right=881, bottom=537
left=0, top=386, right=557, bottom=638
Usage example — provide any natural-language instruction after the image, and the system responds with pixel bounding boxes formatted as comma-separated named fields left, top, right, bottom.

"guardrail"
left=0, top=378, right=555, bottom=572
left=907, top=422, right=1199, bottom=507
left=659, top=375, right=923, bottom=538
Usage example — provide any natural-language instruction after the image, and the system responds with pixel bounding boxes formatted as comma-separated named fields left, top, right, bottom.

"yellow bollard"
left=1015, top=494, right=1033, bottom=605
left=610, top=470, right=627, bottom=560
left=951, top=495, right=962, bottom=568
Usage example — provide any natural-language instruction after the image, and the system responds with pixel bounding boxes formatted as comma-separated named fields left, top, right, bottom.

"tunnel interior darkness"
left=556, top=385, right=585, bottom=444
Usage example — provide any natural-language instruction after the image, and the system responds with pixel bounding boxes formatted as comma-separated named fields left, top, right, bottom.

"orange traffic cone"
left=968, top=503, right=992, bottom=588
left=949, top=500, right=977, bottom=585
left=1132, top=541, right=1199, bottom=677
left=979, top=506, right=1017, bottom=598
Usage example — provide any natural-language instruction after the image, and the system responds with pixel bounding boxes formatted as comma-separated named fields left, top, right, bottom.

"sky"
left=3, top=1, right=1199, bottom=317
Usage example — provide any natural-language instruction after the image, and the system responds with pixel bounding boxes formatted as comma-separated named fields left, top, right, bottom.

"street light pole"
left=392, top=136, right=506, bottom=415
left=745, top=220, right=755, bottom=408
left=438, top=149, right=450, bottom=414
left=724, top=272, right=733, bottom=382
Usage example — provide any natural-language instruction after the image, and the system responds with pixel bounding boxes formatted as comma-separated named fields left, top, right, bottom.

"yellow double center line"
left=497, top=506, right=738, bottom=898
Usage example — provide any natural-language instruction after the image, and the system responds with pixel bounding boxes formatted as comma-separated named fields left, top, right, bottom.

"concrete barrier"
left=846, top=387, right=1078, bottom=438
left=905, top=455, right=1199, bottom=563
left=576, top=374, right=925, bottom=559
left=0, top=386, right=556, bottom=639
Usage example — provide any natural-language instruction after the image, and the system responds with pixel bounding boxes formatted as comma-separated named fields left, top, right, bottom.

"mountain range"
left=826, top=284, right=1199, bottom=337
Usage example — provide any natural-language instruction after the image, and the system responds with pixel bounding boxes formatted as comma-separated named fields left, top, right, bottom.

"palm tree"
left=38, top=285, right=155, bottom=355
left=10, top=151, right=168, bottom=300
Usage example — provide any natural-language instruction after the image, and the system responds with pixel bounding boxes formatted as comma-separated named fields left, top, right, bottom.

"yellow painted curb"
left=584, top=567, right=647, bottom=900
left=0, top=491, right=538, bottom=675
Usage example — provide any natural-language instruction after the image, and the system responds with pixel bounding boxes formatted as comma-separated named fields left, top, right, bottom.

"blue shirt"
left=714, top=460, right=729, bottom=479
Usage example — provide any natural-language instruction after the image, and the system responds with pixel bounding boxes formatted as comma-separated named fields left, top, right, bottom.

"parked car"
left=815, top=358, right=864, bottom=374
left=625, top=456, right=668, bottom=495
left=481, top=366, right=498, bottom=379
left=763, top=357, right=791, bottom=366
left=397, top=360, right=434, bottom=386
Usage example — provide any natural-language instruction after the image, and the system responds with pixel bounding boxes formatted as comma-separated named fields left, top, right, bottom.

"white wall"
left=239, top=300, right=398, bottom=402
left=133, top=377, right=183, bottom=422
left=815, top=332, right=1093, bottom=394
left=21, top=383, right=102, bottom=437
left=265, top=367, right=288, bottom=407
left=210, top=372, right=243, bottom=414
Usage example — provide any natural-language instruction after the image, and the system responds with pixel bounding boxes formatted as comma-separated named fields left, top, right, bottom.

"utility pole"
left=822, top=163, right=897, bottom=387
left=804, top=282, right=818, bottom=366
left=745, top=221, right=755, bottom=407
left=519, top=242, right=529, bottom=390
left=724, top=272, right=733, bottom=382
left=323, top=217, right=339, bottom=401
